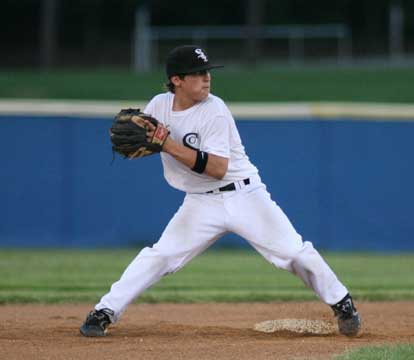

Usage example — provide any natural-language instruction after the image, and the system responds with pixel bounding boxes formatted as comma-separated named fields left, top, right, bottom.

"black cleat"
left=80, top=308, right=113, bottom=337
left=331, top=294, right=361, bottom=336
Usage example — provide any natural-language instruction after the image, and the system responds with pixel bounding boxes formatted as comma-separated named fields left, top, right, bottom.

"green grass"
left=334, top=344, right=414, bottom=360
left=2, top=67, right=414, bottom=102
left=0, top=249, right=413, bottom=304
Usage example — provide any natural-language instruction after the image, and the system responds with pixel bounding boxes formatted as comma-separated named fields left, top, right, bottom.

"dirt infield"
left=0, top=302, right=413, bottom=360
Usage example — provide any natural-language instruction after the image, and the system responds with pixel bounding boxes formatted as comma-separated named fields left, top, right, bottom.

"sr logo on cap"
left=195, top=49, right=208, bottom=62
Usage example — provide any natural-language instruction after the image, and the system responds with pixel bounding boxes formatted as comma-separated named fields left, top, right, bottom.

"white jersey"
left=144, top=92, right=259, bottom=193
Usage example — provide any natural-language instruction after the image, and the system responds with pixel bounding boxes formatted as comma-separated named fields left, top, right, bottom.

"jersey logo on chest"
left=183, top=133, right=200, bottom=150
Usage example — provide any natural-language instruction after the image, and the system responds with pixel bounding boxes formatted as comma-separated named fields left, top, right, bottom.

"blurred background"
left=1, top=0, right=414, bottom=252
left=1, top=0, right=413, bottom=69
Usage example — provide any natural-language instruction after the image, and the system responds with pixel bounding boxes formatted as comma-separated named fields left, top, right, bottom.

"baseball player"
left=80, top=45, right=361, bottom=337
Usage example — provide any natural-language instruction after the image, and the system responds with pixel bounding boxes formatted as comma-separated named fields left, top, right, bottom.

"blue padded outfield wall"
left=1, top=114, right=413, bottom=251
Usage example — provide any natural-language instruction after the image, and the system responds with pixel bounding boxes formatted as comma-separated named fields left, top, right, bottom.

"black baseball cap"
left=166, top=45, right=223, bottom=78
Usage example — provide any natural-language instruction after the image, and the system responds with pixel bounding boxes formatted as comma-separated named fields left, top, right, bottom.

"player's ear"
left=171, top=75, right=184, bottom=87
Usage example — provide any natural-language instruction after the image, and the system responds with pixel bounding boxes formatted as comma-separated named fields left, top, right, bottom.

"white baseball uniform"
left=96, top=92, right=348, bottom=323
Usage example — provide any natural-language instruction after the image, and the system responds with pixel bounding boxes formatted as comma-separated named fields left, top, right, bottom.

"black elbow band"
left=192, top=150, right=209, bottom=174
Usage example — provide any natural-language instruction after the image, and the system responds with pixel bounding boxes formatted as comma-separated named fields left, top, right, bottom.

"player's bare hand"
left=144, top=119, right=156, bottom=131
left=144, top=120, right=156, bottom=142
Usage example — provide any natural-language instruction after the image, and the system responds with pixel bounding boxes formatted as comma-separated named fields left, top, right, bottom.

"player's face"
left=175, top=70, right=211, bottom=102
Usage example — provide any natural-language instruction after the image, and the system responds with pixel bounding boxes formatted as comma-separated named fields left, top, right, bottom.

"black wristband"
left=192, top=150, right=209, bottom=174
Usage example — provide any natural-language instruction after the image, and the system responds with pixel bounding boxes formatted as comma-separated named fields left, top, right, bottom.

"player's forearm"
left=163, top=138, right=196, bottom=169
left=163, top=137, right=228, bottom=179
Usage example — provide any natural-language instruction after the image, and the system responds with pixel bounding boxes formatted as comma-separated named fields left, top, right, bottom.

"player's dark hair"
left=164, top=75, right=185, bottom=93
left=164, top=81, right=175, bottom=93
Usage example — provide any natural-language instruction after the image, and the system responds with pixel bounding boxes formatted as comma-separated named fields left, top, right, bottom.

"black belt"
left=206, top=178, right=250, bottom=193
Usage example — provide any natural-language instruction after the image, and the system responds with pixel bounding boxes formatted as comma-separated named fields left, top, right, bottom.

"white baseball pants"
left=96, top=176, right=348, bottom=323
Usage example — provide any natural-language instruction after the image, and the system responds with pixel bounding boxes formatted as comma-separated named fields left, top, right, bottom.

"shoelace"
left=333, top=299, right=355, bottom=319
left=87, top=311, right=110, bottom=326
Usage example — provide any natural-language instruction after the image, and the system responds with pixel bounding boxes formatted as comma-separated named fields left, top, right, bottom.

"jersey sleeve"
left=200, top=115, right=231, bottom=158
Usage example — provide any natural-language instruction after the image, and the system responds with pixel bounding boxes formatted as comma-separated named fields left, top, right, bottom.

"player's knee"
left=137, top=246, right=173, bottom=274
left=138, top=243, right=196, bottom=276
left=290, top=241, right=322, bottom=273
